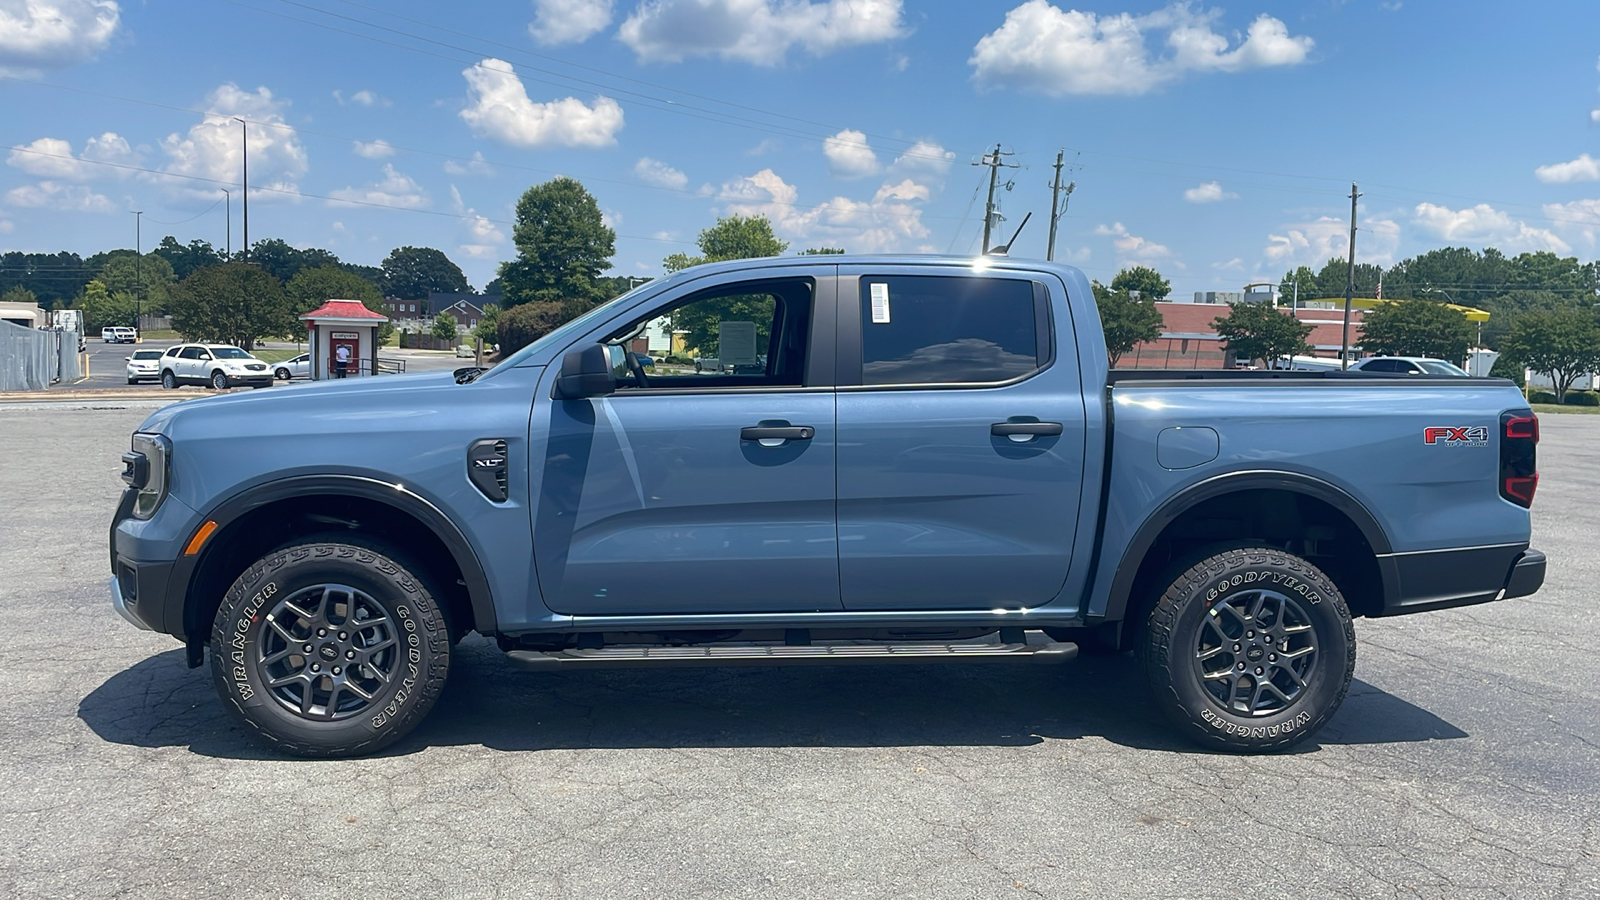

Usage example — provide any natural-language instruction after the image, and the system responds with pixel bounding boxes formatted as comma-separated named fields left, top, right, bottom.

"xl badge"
left=1423, top=426, right=1488, bottom=447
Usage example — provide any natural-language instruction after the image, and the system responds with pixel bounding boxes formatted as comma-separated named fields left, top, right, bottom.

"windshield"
left=1417, top=360, right=1469, bottom=376
left=208, top=347, right=253, bottom=359
left=485, top=280, right=664, bottom=372
left=131, top=350, right=162, bottom=359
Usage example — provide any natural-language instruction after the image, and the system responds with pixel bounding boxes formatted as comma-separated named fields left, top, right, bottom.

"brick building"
left=1117, top=302, right=1368, bottom=369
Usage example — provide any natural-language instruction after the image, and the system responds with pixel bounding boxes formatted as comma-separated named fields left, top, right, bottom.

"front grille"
left=245, top=364, right=267, bottom=371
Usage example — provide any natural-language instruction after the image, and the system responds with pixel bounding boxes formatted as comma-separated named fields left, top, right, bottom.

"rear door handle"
left=991, top=422, right=1063, bottom=436
left=741, top=426, right=815, bottom=441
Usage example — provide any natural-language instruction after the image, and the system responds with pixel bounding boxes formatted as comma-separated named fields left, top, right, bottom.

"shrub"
left=497, top=301, right=568, bottom=355
left=1564, top=390, right=1600, bottom=407
left=1529, top=390, right=1558, bottom=404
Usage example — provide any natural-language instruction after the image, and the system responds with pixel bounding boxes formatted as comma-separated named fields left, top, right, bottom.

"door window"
left=856, top=276, right=1048, bottom=386
left=605, top=278, right=815, bottom=389
left=179, top=346, right=204, bottom=360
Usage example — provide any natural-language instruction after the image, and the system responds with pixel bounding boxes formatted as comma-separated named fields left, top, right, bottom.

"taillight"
left=1499, top=410, right=1538, bottom=508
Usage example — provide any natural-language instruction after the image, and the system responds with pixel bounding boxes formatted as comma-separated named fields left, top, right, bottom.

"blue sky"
left=2, top=0, right=1598, bottom=300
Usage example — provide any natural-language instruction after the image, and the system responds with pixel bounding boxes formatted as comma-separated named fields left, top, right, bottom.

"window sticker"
left=870, top=282, right=891, bottom=324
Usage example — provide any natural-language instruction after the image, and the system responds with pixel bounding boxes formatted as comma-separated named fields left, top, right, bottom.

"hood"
left=134, top=370, right=468, bottom=437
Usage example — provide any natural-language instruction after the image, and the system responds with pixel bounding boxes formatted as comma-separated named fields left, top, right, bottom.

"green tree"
left=1277, top=265, right=1321, bottom=304
left=0, top=251, right=93, bottom=308
left=1357, top=298, right=1474, bottom=363
left=473, top=304, right=500, bottom=348
left=1214, top=302, right=1314, bottom=368
left=1500, top=308, right=1600, bottom=403
left=1314, top=257, right=1383, bottom=299
left=74, top=279, right=138, bottom=330
left=670, top=293, right=776, bottom=358
left=499, top=177, right=615, bottom=307
left=431, top=311, right=460, bottom=344
left=246, top=238, right=341, bottom=283
left=288, top=265, right=392, bottom=343
left=169, top=263, right=292, bottom=350
left=1, top=285, right=37, bottom=307
left=1109, top=265, right=1171, bottom=302
left=98, top=252, right=177, bottom=314
left=1091, top=280, right=1163, bottom=367
left=380, top=246, right=470, bottom=300
left=497, top=301, right=567, bottom=355
left=663, top=214, right=788, bottom=273
left=153, top=236, right=224, bottom=280
left=800, top=246, right=845, bottom=255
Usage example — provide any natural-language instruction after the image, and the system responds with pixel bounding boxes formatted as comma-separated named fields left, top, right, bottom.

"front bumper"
left=109, top=486, right=190, bottom=638
left=1379, top=544, right=1545, bottom=616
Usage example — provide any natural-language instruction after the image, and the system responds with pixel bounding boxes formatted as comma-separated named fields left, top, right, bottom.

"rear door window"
left=856, top=275, right=1047, bottom=386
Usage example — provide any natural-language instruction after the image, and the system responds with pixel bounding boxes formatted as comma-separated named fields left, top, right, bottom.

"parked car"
left=125, top=349, right=164, bottom=384
left=112, top=255, right=1544, bottom=758
left=274, top=353, right=310, bottom=381
left=693, top=356, right=723, bottom=373
left=102, top=326, right=137, bottom=344
left=1350, top=356, right=1470, bottom=376
left=158, top=343, right=274, bottom=390
left=455, top=345, right=476, bottom=358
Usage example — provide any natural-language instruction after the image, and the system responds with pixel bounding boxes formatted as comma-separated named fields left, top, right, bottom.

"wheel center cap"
left=318, top=643, right=340, bottom=661
left=1246, top=645, right=1265, bottom=662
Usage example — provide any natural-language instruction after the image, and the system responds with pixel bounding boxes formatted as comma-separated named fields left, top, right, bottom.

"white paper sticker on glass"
left=870, top=283, right=891, bottom=324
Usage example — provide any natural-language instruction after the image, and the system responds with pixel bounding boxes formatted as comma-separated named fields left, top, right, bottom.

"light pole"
left=232, top=117, right=248, bottom=260
left=222, top=189, right=231, bottom=258
left=132, top=210, right=143, bottom=331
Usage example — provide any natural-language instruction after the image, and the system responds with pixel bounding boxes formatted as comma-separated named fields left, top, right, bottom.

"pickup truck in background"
left=109, top=256, right=1545, bottom=757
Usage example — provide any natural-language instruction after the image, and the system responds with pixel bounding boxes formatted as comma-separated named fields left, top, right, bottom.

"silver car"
left=125, top=348, right=164, bottom=384
left=274, top=353, right=311, bottom=381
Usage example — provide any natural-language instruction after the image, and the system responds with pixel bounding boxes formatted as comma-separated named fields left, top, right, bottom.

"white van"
left=102, top=326, right=138, bottom=344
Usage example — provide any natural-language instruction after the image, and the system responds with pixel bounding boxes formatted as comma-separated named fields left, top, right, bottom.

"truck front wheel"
left=208, top=538, right=451, bottom=757
left=1137, top=546, right=1355, bottom=752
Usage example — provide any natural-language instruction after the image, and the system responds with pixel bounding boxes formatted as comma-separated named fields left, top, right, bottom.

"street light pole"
left=222, top=189, right=231, bottom=258
left=133, top=210, right=143, bottom=331
left=232, top=117, right=248, bottom=260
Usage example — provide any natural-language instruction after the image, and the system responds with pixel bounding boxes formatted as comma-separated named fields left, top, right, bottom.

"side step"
left=506, top=632, right=1078, bottom=670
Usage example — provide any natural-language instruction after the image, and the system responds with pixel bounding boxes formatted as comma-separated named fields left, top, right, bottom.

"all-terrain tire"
left=209, top=538, right=451, bottom=758
left=1136, top=546, right=1355, bottom=752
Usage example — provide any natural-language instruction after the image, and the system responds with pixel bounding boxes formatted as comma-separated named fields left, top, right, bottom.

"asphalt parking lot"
left=64, top=339, right=467, bottom=389
left=1, top=404, right=1595, bottom=898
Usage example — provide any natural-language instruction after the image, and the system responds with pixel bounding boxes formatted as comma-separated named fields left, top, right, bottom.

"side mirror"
left=553, top=344, right=616, bottom=399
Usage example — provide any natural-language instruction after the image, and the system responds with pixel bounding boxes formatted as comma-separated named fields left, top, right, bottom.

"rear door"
left=834, top=266, right=1087, bottom=611
left=532, top=268, right=842, bottom=616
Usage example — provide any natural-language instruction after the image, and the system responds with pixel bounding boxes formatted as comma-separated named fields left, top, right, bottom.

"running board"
left=506, top=635, right=1078, bottom=670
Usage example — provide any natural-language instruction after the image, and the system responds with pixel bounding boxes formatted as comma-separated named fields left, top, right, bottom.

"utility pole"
left=133, top=210, right=143, bottom=331
left=233, top=117, right=249, bottom=261
left=223, top=189, right=231, bottom=258
left=1046, top=151, right=1077, bottom=263
left=1339, top=182, right=1361, bottom=370
left=973, top=144, right=1017, bottom=254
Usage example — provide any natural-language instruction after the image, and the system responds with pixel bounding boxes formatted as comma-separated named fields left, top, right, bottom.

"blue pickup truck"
left=110, top=256, right=1545, bottom=757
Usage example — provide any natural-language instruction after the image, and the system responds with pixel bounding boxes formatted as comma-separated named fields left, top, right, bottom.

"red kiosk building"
left=298, top=299, right=389, bottom=380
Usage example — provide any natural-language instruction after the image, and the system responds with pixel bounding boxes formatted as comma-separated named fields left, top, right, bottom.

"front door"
left=834, top=268, right=1087, bottom=611
left=532, top=270, right=842, bottom=616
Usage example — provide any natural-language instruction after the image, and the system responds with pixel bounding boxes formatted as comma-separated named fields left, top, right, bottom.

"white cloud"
left=444, top=151, right=494, bottom=176
left=823, top=129, right=878, bottom=177
left=1412, top=202, right=1569, bottom=254
left=634, top=157, right=688, bottom=189
left=1264, top=215, right=1401, bottom=267
left=1213, top=257, right=1244, bottom=271
left=529, top=0, right=613, bottom=45
left=1183, top=181, right=1236, bottom=203
left=1591, top=110, right=1600, bottom=124
left=1095, top=221, right=1172, bottom=263
left=5, top=180, right=113, bottom=212
left=160, top=83, right=308, bottom=201
left=448, top=185, right=505, bottom=259
left=7, top=132, right=135, bottom=180
left=333, top=89, right=388, bottom=107
left=0, top=219, right=13, bottom=234
left=328, top=164, right=429, bottom=209
left=717, top=168, right=931, bottom=252
left=460, top=58, right=623, bottom=148
left=1543, top=198, right=1600, bottom=249
left=0, top=0, right=120, bottom=76
left=892, top=140, right=954, bottom=174
left=618, top=0, right=904, bottom=65
left=352, top=138, right=395, bottom=159
left=1534, top=153, right=1600, bottom=184
left=970, top=2, right=1312, bottom=96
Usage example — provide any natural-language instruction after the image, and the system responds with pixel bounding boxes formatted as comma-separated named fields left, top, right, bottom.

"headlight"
left=122, top=433, right=170, bottom=519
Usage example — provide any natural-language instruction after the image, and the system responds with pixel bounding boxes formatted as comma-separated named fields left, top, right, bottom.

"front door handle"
left=741, top=426, right=815, bottom=441
left=991, top=422, right=1063, bottom=437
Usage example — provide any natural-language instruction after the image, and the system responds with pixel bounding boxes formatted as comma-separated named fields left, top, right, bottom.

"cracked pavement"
left=1, top=405, right=1595, bottom=898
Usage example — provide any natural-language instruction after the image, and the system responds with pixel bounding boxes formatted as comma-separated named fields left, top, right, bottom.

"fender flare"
left=184, top=474, right=498, bottom=636
left=1093, top=469, right=1396, bottom=623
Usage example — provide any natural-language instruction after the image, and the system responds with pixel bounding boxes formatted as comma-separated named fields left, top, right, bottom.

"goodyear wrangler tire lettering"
left=208, top=537, right=450, bottom=758
left=1136, top=546, right=1355, bottom=753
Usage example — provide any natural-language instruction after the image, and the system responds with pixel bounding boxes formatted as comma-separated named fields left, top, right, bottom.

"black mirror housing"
left=554, top=344, right=617, bottom=399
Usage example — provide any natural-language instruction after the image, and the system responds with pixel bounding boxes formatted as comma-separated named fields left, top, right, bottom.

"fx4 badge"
left=1423, top=426, right=1488, bottom=447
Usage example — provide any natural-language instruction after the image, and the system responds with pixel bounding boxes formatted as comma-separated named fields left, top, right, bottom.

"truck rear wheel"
left=208, top=538, right=451, bottom=758
left=1137, top=546, right=1354, bottom=752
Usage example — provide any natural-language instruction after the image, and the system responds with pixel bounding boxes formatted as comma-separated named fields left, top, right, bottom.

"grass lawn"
left=1532, top=403, right=1600, bottom=415
left=252, top=349, right=300, bottom=364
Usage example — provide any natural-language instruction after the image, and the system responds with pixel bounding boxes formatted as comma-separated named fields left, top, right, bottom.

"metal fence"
left=0, top=322, right=83, bottom=391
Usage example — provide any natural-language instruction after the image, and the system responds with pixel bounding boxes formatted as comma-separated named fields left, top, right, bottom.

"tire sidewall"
left=210, top=542, right=450, bottom=757
left=1147, top=547, right=1355, bottom=750
left=161, top=370, right=175, bottom=389
left=211, top=371, right=227, bottom=390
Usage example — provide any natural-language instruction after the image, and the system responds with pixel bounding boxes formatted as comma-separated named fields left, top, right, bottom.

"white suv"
left=159, top=344, right=274, bottom=390
left=1349, top=356, right=1469, bottom=376
left=102, top=326, right=137, bottom=343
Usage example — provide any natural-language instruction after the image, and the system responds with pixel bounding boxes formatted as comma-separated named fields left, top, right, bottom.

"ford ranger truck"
left=110, top=256, right=1545, bottom=757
